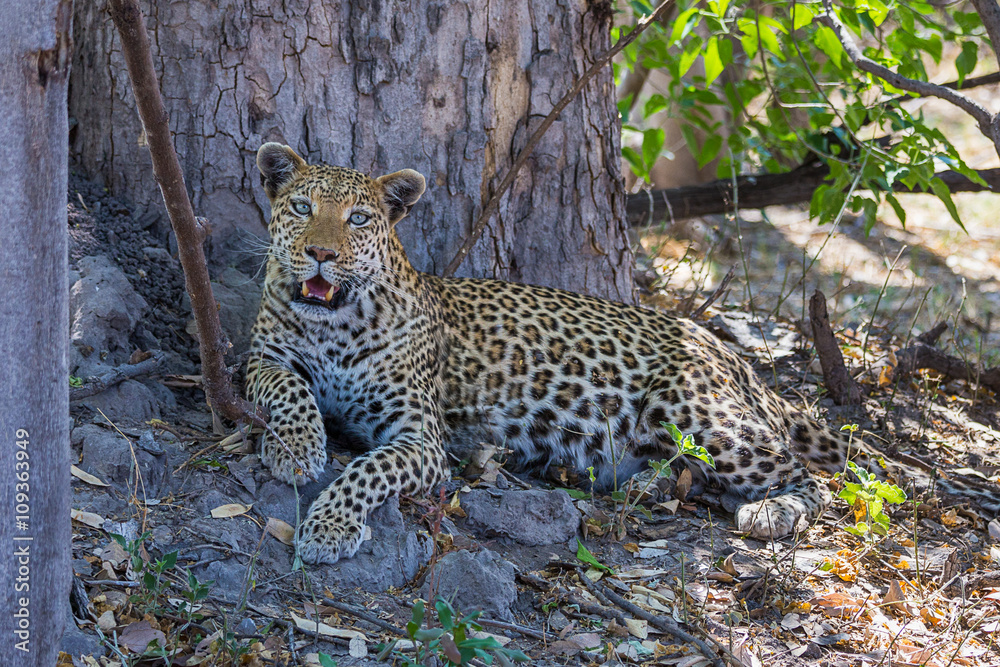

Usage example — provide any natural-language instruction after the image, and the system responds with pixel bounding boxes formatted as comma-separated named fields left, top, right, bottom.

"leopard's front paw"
left=295, top=506, right=366, bottom=565
left=260, top=420, right=327, bottom=484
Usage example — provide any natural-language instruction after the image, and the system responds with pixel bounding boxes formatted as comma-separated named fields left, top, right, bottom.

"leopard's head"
left=256, top=143, right=425, bottom=317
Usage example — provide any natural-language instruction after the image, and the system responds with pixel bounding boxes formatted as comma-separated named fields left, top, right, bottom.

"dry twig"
left=70, top=352, right=164, bottom=401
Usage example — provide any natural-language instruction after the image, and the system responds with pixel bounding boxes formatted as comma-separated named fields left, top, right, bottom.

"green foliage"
left=576, top=538, right=614, bottom=572
left=835, top=461, right=907, bottom=543
left=380, top=598, right=530, bottom=666
left=69, top=375, right=83, bottom=388
left=616, top=0, right=986, bottom=231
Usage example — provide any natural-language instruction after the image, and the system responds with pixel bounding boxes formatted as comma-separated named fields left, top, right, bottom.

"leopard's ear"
left=376, top=169, right=426, bottom=225
left=257, top=143, right=308, bottom=198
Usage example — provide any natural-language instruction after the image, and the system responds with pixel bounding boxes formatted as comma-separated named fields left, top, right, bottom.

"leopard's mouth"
left=294, top=275, right=347, bottom=309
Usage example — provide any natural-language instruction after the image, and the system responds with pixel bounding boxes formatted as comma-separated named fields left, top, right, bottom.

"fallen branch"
left=70, top=352, right=164, bottom=401
left=108, top=0, right=266, bottom=427
left=442, top=0, right=677, bottom=277
left=809, top=290, right=863, bottom=406
left=893, top=323, right=1000, bottom=394
left=574, top=568, right=734, bottom=667
left=625, top=165, right=1000, bottom=224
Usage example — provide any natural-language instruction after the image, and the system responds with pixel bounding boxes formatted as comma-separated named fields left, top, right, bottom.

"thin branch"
left=574, top=568, right=737, bottom=667
left=442, top=0, right=677, bottom=277
left=816, top=1, right=1000, bottom=159
left=70, top=352, right=164, bottom=401
left=108, top=0, right=266, bottom=426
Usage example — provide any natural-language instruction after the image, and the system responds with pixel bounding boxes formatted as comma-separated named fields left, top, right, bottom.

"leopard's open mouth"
left=294, top=275, right=347, bottom=309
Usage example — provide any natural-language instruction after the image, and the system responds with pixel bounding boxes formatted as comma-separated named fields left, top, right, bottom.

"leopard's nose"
left=306, top=245, right=339, bottom=263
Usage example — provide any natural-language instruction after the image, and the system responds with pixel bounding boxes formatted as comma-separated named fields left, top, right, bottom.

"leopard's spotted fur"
left=244, top=144, right=953, bottom=565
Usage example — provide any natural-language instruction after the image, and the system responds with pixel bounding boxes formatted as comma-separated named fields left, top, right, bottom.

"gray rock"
left=462, top=488, right=579, bottom=546
left=236, top=617, right=257, bottom=635
left=313, top=497, right=434, bottom=593
left=197, top=558, right=249, bottom=602
left=75, top=424, right=169, bottom=498
left=60, top=606, right=105, bottom=659
left=184, top=267, right=261, bottom=357
left=78, top=379, right=171, bottom=423
left=70, top=255, right=148, bottom=377
left=424, top=549, right=517, bottom=621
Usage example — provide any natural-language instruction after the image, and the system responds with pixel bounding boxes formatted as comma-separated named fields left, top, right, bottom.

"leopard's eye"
left=349, top=212, right=371, bottom=228
left=290, top=200, right=312, bottom=217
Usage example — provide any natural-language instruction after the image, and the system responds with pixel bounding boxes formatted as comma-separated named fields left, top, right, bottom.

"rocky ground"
left=61, top=172, right=1000, bottom=667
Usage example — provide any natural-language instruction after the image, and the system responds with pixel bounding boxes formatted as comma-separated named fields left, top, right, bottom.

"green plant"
left=380, top=598, right=529, bottom=666
left=614, top=422, right=716, bottom=522
left=616, top=0, right=988, bottom=232
left=69, top=375, right=83, bottom=388
left=835, top=460, right=907, bottom=543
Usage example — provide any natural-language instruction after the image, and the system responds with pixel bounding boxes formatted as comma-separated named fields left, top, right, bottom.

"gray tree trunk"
left=0, top=2, right=72, bottom=665
left=70, top=0, right=636, bottom=304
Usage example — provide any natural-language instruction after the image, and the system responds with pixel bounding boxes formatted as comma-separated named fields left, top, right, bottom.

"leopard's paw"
left=260, top=422, right=327, bottom=484
left=295, top=508, right=366, bottom=565
left=734, top=481, right=831, bottom=539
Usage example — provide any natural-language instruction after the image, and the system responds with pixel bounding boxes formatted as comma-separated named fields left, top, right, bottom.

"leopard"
left=244, top=143, right=991, bottom=565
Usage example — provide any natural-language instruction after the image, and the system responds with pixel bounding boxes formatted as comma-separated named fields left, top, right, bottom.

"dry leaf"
left=71, top=508, right=104, bottom=529
left=71, top=465, right=109, bottom=487
left=210, top=503, right=251, bottom=518
left=882, top=579, right=909, bottom=613
left=290, top=611, right=366, bottom=640
left=675, top=467, right=692, bottom=501
left=265, top=517, right=295, bottom=545
left=119, top=621, right=166, bottom=653
left=625, top=618, right=648, bottom=639
left=808, top=591, right=864, bottom=618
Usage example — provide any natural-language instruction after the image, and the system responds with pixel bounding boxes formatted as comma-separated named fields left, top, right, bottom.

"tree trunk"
left=70, top=0, right=636, bottom=304
left=0, top=2, right=73, bottom=665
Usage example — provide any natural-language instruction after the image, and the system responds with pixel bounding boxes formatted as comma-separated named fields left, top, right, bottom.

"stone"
left=78, top=379, right=174, bottom=423
left=424, top=549, right=517, bottom=621
left=184, top=267, right=261, bottom=357
left=461, top=488, right=579, bottom=546
left=75, top=424, right=169, bottom=498
left=70, top=255, right=148, bottom=377
left=60, top=607, right=105, bottom=659
left=313, top=497, right=434, bottom=593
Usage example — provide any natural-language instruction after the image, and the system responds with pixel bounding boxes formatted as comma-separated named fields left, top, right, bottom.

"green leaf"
left=576, top=539, right=613, bottom=573
left=813, top=25, right=845, bottom=69
left=642, top=128, right=665, bottom=171
left=559, top=488, right=591, bottom=500
left=413, top=627, right=444, bottom=642
left=435, top=597, right=455, bottom=631
left=407, top=599, right=425, bottom=638
left=885, top=192, right=906, bottom=228
left=955, top=41, right=978, bottom=87
left=791, top=3, right=815, bottom=30
left=318, top=652, right=338, bottom=667
left=698, top=134, right=723, bottom=169
left=678, top=35, right=704, bottom=77
left=929, top=177, right=967, bottom=233
left=161, top=551, right=178, bottom=570
left=642, top=93, right=669, bottom=119
left=669, top=7, right=701, bottom=46
left=704, top=37, right=724, bottom=85
left=622, top=146, right=646, bottom=181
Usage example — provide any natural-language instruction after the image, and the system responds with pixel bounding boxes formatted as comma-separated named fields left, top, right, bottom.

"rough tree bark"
left=0, top=2, right=73, bottom=665
left=70, top=0, right=636, bottom=304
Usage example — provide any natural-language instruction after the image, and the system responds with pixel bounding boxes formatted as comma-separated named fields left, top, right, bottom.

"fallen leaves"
left=209, top=502, right=251, bottom=518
